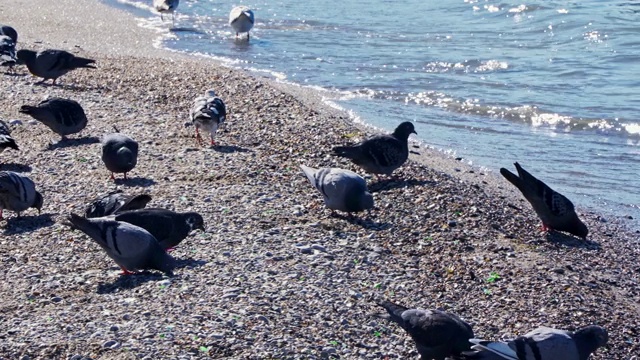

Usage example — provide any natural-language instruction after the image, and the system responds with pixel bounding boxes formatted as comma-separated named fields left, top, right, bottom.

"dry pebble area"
left=0, top=49, right=639, bottom=359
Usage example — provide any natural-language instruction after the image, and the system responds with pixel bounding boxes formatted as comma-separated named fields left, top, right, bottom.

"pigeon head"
left=574, top=325, right=608, bottom=358
left=16, top=49, right=36, bottom=66
left=204, top=89, right=217, bottom=98
left=32, top=191, right=44, bottom=214
left=393, top=121, right=417, bottom=140
left=184, top=212, right=205, bottom=231
left=572, top=218, right=589, bottom=239
left=154, top=251, right=176, bottom=276
left=345, top=190, right=375, bottom=213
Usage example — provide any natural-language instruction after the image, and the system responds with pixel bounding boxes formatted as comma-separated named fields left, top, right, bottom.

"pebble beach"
left=1, top=1, right=639, bottom=359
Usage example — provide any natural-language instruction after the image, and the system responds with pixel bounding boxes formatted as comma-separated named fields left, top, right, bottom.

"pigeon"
left=0, top=120, right=19, bottom=156
left=113, top=208, right=205, bottom=250
left=154, top=0, right=179, bottom=26
left=300, top=165, right=374, bottom=215
left=189, top=89, right=227, bottom=146
left=499, top=162, right=588, bottom=239
left=85, top=190, right=152, bottom=218
left=0, top=25, right=18, bottom=43
left=0, top=171, right=43, bottom=220
left=229, top=6, right=255, bottom=39
left=67, top=213, right=175, bottom=275
left=16, top=49, right=96, bottom=84
left=332, top=121, right=417, bottom=176
left=101, top=128, right=138, bottom=180
left=378, top=300, right=474, bottom=360
left=462, top=325, right=608, bottom=360
left=19, top=98, right=88, bottom=141
left=0, top=35, right=17, bottom=70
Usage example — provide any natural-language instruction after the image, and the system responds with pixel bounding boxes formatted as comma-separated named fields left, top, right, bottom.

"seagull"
left=299, top=165, right=374, bottom=216
left=332, top=121, right=416, bottom=176
left=85, top=190, right=152, bottom=218
left=500, top=162, right=588, bottom=239
left=154, top=0, right=180, bottom=27
left=0, top=120, right=19, bottom=158
left=113, top=208, right=205, bottom=250
left=189, top=89, right=227, bottom=146
left=19, top=98, right=88, bottom=142
left=16, top=49, right=95, bottom=85
left=67, top=213, right=175, bottom=275
left=101, top=127, right=138, bottom=181
left=462, top=325, right=608, bottom=360
left=229, top=6, right=255, bottom=40
left=378, top=300, right=474, bottom=360
left=0, top=171, right=43, bottom=220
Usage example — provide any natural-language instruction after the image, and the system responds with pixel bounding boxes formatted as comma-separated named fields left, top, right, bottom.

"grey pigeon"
left=462, top=325, right=608, bottom=360
left=113, top=208, right=205, bottom=250
left=101, top=129, right=138, bottom=180
left=0, top=35, right=17, bottom=70
left=67, top=213, right=175, bottom=275
left=300, top=165, right=373, bottom=215
left=85, top=190, right=152, bottom=218
left=19, top=98, right=88, bottom=141
left=0, top=25, right=18, bottom=43
left=378, top=300, right=474, bottom=360
left=229, top=6, right=255, bottom=39
left=0, top=120, right=19, bottom=157
left=190, top=89, right=227, bottom=146
left=0, top=171, right=43, bottom=220
left=332, top=121, right=417, bottom=176
left=500, top=162, right=588, bottom=239
left=16, top=49, right=96, bottom=84
left=154, top=0, right=180, bottom=26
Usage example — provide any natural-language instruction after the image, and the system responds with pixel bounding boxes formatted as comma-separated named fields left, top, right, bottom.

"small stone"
left=109, top=325, right=119, bottom=332
left=448, top=220, right=457, bottom=227
left=102, top=340, right=119, bottom=349
left=296, top=245, right=313, bottom=254
left=9, top=119, right=23, bottom=126
left=311, top=244, right=326, bottom=252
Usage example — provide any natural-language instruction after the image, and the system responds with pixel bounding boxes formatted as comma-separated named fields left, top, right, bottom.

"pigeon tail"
left=70, top=56, right=96, bottom=69
left=499, top=167, right=524, bottom=192
left=0, top=136, right=19, bottom=150
left=377, top=300, right=409, bottom=327
left=331, top=145, right=359, bottom=160
left=67, top=213, right=104, bottom=245
left=299, top=165, right=318, bottom=187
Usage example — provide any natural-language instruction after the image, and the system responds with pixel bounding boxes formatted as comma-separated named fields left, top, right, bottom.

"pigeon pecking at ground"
left=377, top=300, right=474, bottom=360
left=189, top=89, right=227, bottom=146
left=299, top=165, right=374, bottom=216
left=19, top=97, right=88, bottom=142
left=84, top=190, right=152, bottom=218
left=0, top=120, right=19, bottom=157
left=0, top=171, right=43, bottom=220
left=229, top=6, right=255, bottom=39
left=154, top=0, right=180, bottom=26
left=67, top=213, right=175, bottom=275
left=332, top=121, right=417, bottom=176
left=16, top=49, right=96, bottom=84
left=500, top=162, right=588, bottom=239
left=461, top=325, right=608, bottom=360
left=112, top=208, right=205, bottom=251
left=101, top=128, right=139, bottom=181
left=0, top=34, right=17, bottom=70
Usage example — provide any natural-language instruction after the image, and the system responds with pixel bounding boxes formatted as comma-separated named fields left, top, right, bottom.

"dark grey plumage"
left=19, top=98, right=88, bottom=140
left=85, top=190, right=152, bottom=218
left=190, top=89, right=227, bottom=146
left=0, top=35, right=17, bottom=69
left=332, top=121, right=417, bottom=175
left=462, top=325, right=608, bottom=360
left=0, top=120, right=19, bottom=155
left=101, top=131, right=138, bottom=180
left=378, top=300, right=474, bottom=360
left=500, top=162, right=588, bottom=239
left=300, top=165, right=373, bottom=214
left=113, top=208, right=205, bottom=250
left=67, top=213, right=175, bottom=275
left=0, top=171, right=43, bottom=219
left=0, top=25, right=17, bottom=43
left=16, top=49, right=96, bottom=84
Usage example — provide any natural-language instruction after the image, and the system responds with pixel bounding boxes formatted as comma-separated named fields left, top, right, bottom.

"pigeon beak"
left=412, top=130, right=417, bottom=135
left=197, top=224, right=206, bottom=231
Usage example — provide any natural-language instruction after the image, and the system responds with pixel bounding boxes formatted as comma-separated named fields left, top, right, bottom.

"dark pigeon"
left=16, top=49, right=95, bottom=84
left=101, top=129, right=138, bottom=180
left=0, top=171, right=43, bottom=220
left=332, top=121, right=416, bottom=175
left=0, top=120, right=19, bottom=156
left=500, top=162, right=588, bottom=239
left=300, top=165, right=373, bottom=215
left=378, top=300, right=474, bottom=360
left=0, top=35, right=17, bottom=70
left=189, top=89, right=227, bottom=146
left=462, top=325, right=608, bottom=360
left=67, top=213, right=175, bottom=275
left=0, top=25, right=17, bottom=43
left=19, top=98, right=88, bottom=141
left=113, top=208, right=205, bottom=250
left=85, top=190, right=152, bottom=218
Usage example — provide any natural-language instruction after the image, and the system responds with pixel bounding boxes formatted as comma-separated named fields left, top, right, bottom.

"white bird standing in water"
left=229, top=6, right=255, bottom=40
left=154, top=0, right=180, bottom=27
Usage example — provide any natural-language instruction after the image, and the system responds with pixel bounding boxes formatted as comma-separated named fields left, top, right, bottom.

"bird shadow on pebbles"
left=45, top=136, right=100, bottom=151
left=0, top=163, right=32, bottom=172
left=1, top=213, right=55, bottom=235
left=368, top=178, right=436, bottom=193
left=96, top=272, right=167, bottom=294
left=545, top=231, right=601, bottom=249
left=330, top=214, right=391, bottom=231
left=113, top=177, right=157, bottom=187
left=211, top=145, right=251, bottom=153
left=174, top=257, right=207, bottom=270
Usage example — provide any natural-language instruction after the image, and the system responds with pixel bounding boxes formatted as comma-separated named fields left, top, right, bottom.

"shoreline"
left=1, top=1, right=639, bottom=359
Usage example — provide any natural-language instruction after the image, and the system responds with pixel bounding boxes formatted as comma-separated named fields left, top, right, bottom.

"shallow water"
left=104, top=0, right=640, bottom=224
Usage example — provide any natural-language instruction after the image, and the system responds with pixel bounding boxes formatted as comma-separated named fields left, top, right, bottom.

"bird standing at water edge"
left=16, top=49, right=95, bottom=85
left=229, top=6, right=255, bottom=40
left=154, top=0, right=180, bottom=27
left=500, top=162, right=588, bottom=239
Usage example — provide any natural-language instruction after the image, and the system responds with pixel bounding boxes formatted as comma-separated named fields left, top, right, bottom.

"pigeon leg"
left=120, top=266, right=135, bottom=275
left=247, top=33, right=250, bottom=41
left=110, top=172, right=115, bottom=181
left=166, top=247, right=176, bottom=253
left=161, top=14, right=164, bottom=21
left=0, top=210, right=3, bottom=220
left=210, top=137, right=216, bottom=146
left=124, top=172, right=128, bottom=180
left=541, top=223, right=550, bottom=232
